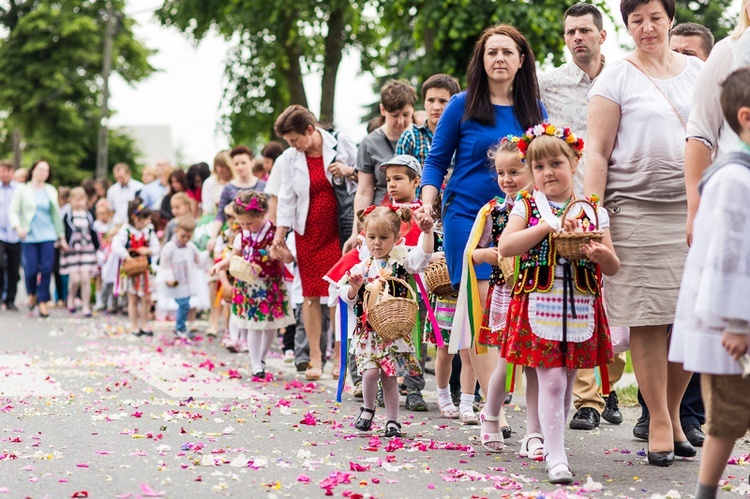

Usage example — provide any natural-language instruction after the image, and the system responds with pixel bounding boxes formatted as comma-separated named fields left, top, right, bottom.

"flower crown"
left=516, top=123, right=584, bottom=162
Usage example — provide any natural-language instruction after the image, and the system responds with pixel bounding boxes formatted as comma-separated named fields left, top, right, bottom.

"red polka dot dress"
left=294, top=155, right=340, bottom=297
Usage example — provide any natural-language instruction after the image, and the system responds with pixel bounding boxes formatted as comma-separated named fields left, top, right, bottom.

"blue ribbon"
left=336, top=297, right=348, bottom=403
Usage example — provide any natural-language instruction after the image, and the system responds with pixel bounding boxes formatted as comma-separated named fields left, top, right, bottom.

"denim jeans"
left=175, top=297, right=191, bottom=332
left=22, top=241, right=56, bottom=302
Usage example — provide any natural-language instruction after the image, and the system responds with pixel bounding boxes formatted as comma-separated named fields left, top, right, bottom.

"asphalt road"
left=0, top=308, right=748, bottom=498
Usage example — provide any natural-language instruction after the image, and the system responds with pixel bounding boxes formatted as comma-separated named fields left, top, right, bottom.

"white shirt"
left=158, top=240, right=203, bottom=299
left=200, top=175, right=225, bottom=217
left=107, top=179, right=144, bottom=224
left=539, top=59, right=605, bottom=196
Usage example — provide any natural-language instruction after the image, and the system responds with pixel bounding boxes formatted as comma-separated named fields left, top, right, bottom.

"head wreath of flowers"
left=516, top=123, right=584, bottom=162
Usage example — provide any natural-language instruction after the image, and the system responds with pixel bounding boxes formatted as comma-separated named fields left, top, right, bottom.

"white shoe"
left=283, top=350, right=295, bottom=363
left=547, top=463, right=573, bottom=485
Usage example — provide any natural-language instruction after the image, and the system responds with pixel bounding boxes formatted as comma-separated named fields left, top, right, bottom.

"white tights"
left=536, top=367, right=577, bottom=469
left=248, top=329, right=275, bottom=373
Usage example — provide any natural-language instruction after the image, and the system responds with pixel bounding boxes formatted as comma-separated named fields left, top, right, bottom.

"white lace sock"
left=259, top=329, right=276, bottom=362
left=459, top=393, right=474, bottom=415
left=247, top=330, right=264, bottom=373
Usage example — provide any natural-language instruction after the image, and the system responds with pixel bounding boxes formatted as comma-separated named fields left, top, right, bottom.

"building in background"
left=119, top=125, right=175, bottom=167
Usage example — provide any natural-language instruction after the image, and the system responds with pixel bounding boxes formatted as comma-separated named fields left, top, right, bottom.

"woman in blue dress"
left=419, top=23, right=546, bottom=433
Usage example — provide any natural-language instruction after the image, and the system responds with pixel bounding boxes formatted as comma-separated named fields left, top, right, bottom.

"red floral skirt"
left=500, top=292, right=613, bottom=369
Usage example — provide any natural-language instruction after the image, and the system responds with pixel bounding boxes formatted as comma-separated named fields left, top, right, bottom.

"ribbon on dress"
left=336, top=297, right=348, bottom=403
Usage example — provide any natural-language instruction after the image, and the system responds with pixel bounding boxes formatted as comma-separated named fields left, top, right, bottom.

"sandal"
left=355, top=406, right=375, bottom=432
left=547, top=462, right=573, bottom=485
left=305, top=365, right=322, bottom=381
left=519, top=432, right=545, bottom=461
left=332, top=362, right=340, bottom=380
left=460, top=408, right=478, bottom=425
left=439, top=402, right=460, bottom=419
left=478, top=409, right=504, bottom=452
left=384, top=420, right=402, bottom=438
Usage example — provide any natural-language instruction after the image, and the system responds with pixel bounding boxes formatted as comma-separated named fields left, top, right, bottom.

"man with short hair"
left=107, top=162, right=143, bottom=224
left=539, top=3, right=629, bottom=432
left=0, top=160, right=20, bottom=311
left=670, top=22, right=714, bottom=61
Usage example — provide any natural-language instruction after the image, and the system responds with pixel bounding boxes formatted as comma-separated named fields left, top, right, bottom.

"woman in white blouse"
left=201, top=150, right=234, bottom=219
left=684, top=1, right=750, bottom=245
left=585, top=0, right=702, bottom=466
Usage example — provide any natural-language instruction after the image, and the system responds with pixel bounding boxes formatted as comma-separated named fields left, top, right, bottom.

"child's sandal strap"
left=360, top=406, right=375, bottom=415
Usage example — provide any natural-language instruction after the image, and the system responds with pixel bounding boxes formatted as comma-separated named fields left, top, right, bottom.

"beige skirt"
left=603, top=198, right=687, bottom=327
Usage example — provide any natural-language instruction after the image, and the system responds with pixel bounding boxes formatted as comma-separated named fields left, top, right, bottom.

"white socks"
left=459, top=393, right=474, bottom=414
left=437, top=386, right=454, bottom=409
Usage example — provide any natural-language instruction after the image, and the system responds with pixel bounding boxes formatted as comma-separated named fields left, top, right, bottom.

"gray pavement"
left=0, top=308, right=748, bottom=498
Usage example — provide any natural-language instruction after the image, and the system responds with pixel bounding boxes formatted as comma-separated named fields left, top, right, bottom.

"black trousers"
left=0, top=240, right=21, bottom=305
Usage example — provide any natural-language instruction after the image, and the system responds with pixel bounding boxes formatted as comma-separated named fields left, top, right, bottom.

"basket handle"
left=558, top=198, right=599, bottom=232
left=363, top=274, right=418, bottom=309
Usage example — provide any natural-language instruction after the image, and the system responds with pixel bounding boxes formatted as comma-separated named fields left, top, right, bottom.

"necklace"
left=635, top=51, right=673, bottom=79
left=549, top=197, right=572, bottom=217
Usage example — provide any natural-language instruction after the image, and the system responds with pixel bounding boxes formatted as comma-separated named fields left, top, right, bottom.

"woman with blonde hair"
left=201, top=150, right=235, bottom=219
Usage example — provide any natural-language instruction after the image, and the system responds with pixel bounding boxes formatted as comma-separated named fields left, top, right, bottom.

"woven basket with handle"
left=229, top=255, right=261, bottom=283
left=498, top=256, right=516, bottom=287
left=551, top=199, right=604, bottom=261
left=364, top=275, right=418, bottom=343
left=121, top=255, right=148, bottom=277
left=424, top=260, right=454, bottom=297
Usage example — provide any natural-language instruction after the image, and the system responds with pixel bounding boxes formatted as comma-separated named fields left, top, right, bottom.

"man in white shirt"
left=539, top=3, right=629, bottom=433
left=107, top=162, right=143, bottom=224
left=0, top=160, right=20, bottom=310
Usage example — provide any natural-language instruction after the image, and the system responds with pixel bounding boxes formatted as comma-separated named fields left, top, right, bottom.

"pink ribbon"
left=412, top=274, right=444, bottom=348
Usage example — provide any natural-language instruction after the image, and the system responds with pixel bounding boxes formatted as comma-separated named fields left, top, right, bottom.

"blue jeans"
left=22, top=241, right=56, bottom=302
left=175, top=297, right=191, bottom=333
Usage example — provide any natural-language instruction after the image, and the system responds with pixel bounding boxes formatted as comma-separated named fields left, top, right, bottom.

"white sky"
left=110, top=0, right=741, bottom=167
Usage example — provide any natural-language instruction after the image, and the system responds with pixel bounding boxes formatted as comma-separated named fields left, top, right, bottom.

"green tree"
left=675, top=0, right=736, bottom=41
left=156, top=0, right=381, bottom=147
left=0, top=0, right=154, bottom=185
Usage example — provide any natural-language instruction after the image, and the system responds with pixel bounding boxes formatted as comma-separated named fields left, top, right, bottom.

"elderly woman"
left=684, top=1, right=750, bottom=245
left=9, top=160, right=66, bottom=318
left=585, top=0, right=702, bottom=467
left=272, top=104, right=357, bottom=380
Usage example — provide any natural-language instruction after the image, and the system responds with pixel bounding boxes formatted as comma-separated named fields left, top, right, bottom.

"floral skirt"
left=500, top=292, right=613, bottom=369
left=478, top=283, right=512, bottom=347
left=354, top=324, right=422, bottom=377
left=231, top=277, right=293, bottom=330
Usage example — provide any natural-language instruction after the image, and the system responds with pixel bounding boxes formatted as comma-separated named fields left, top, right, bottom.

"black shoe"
left=253, top=370, right=266, bottom=379
left=355, top=406, right=375, bottom=432
left=139, top=329, right=154, bottom=337
left=501, top=425, right=512, bottom=440
left=504, top=393, right=513, bottom=405
left=405, top=391, right=428, bottom=412
left=450, top=389, right=461, bottom=408
left=569, top=407, right=600, bottom=430
left=398, top=383, right=407, bottom=396
left=384, top=420, right=402, bottom=438
left=5, top=303, right=17, bottom=312
left=683, top=424, right=705, bottom=447
left=602, top=390, right=623, bottom=425
left=647, top=450, right=675, bottom=466
left=674, top=440, right=697, bottom=457
left=633, top=414, right=649, bottom=441
left=296, top=361, right=310, bottom=372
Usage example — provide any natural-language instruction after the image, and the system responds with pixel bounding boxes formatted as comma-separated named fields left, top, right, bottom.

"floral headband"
left=235, top=196, right=264, bottom=212
left=516, top=123, right=584, bottom=162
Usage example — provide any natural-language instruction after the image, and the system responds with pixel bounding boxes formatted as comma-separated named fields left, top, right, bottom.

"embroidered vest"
left=489, top=203, right=510, bottom=287
left=512, top=196, right=600, bottom=296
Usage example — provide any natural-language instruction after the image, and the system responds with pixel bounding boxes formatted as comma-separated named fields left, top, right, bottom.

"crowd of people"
left=0, top=0, right=749, bottom=494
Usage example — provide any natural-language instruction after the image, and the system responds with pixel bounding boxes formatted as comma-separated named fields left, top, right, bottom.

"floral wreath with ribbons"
left=516, top=123, right=585, bottom=162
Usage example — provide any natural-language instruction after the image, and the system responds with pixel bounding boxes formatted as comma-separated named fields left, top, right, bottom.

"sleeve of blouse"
left=509, top=201, right=527, bottom=220
left=337, top=133, right=358, bottom=167
left=686, top=41, right=734, bottom=149
left=356, top=136, right=376, bottom=174
left=111, top=226, right=130, bottom=259
left=405, top=246, right=432, bottom=274
left=148, top=228, right=161, bottom=256
left=276, top=152, right=298, bottom=230
left=421, top=94, right=462, bottom=189
left=588, top=63, right=624, bottom=105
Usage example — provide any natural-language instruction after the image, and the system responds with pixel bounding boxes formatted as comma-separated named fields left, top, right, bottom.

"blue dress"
left=421, top=92, right=546, bottom=287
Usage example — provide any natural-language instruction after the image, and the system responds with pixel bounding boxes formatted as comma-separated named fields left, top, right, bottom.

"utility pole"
left=96, top=5, right=116, bottom=180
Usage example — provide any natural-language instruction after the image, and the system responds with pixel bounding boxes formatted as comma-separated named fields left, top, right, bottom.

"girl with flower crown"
left=497, top=124, right=619, bottom=485
left=338, top=205, right=434, bottom=438
left=210, top=191, right=293, bottom=379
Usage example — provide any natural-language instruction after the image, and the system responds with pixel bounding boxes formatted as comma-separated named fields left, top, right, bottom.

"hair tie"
left=362, top=205, right=378, bottom=217
left=235, top=196, right=263, bottom=212
left=516, top=123, right=584, bottom=162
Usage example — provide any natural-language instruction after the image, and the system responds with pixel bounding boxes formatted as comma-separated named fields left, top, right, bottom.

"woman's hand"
left=721, top=331, right=750, bottom=361
left=16, top=228, right=26, bottom=240
left=59, top=240, right=68, bottom=252
left=342, top=234, right=359, bottom=254
left=471, top=247, right=498, bottom=266
left=328, top=161, right=354, bottom=179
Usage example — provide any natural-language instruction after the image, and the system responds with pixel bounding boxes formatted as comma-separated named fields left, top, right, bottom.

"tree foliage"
left=0, top=0, right=154, bottom=185
left=675, top=0, right=736, bottom=41
left=156, top=0, right=381, bottom=147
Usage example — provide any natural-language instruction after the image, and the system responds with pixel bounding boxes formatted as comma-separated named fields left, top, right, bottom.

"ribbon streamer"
left=336, top=297, right=348, bottom=403
left=412, top=274, right=444, bottom=348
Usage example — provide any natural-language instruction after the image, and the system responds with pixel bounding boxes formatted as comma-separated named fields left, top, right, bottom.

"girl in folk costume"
left=453, top=138, right=538, bottom=453
left=338, top=206, right=434, bottom=438
left=112, top=198, right=160, bottom=337
left=497, top=125, right=619, bottom=484
left=211, top=191, right=293, bottom=378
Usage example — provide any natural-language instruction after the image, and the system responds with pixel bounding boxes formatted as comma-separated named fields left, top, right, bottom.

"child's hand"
left=209, top=263, right=221, bottom=276
left=166, top=280, right=178, bottom=288
left=721, top=331, right=750, bottom=361
left=348, top=272, right=364, bottom=291
left=429, top=251, right=445, bottom=264
left=561, top=217, right=580, bottom=232
left=472, top=247, right=498, bottom=265
left=135, top=247, right=150, bottom=256
left=416, top=214, right=434, bottom=233
left=582, top=241, right=613, bottom=265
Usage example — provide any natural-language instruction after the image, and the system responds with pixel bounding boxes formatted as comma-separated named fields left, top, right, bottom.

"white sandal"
left=547, top=462, right=573, bottom=485
left=478, top=410, right=504, bottom=452
left=519, top=432, right=545, bottom=461
left=460, top=408, right=479, bottom=425
left=439, top=402, right=460, bottom=419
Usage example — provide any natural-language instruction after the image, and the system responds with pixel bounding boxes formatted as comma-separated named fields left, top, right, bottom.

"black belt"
left=561, top=260, right=578, bottom=359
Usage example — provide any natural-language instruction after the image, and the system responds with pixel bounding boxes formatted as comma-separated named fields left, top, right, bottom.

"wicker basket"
left=424, top=260, right=454, bottom=297
left=220, top=285, right=234, bottom=302
left=364, top=276, right=419, bottom=343
left=229, top=255, right=260, bottom=283
left=551, top=199, right=604, bottom=261
left=121, top=255, right=149, bottom=277
left=498, top=256, right=516, bottom=287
